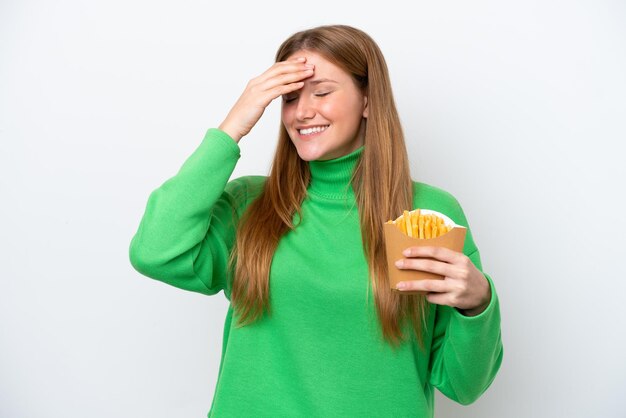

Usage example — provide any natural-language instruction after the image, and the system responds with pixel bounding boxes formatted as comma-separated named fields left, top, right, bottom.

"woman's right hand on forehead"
left=218, top=57, right=314, bottom=143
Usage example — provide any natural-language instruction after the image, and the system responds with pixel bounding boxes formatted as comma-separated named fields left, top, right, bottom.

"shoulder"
left=411, top=181, right=468, bottom=228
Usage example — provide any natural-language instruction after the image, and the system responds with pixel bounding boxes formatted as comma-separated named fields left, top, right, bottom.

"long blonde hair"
left=229, top=25, right=428, bottom=347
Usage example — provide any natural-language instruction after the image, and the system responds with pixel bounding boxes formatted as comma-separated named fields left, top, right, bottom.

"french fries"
left=385, top=209, right=452, bottom=239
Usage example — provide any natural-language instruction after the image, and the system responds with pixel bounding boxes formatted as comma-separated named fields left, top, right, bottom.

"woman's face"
left=281, top=50, right=368, bottom=161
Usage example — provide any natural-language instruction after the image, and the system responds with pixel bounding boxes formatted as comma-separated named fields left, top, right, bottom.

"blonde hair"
left=229, top=25, right=428, bottom=347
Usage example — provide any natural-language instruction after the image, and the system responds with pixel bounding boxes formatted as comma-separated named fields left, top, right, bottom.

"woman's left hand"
left=394, top=246, right=491, bottom=316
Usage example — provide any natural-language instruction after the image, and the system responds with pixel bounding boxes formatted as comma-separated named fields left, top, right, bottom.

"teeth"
left=299, top=125, right=329, bottom=135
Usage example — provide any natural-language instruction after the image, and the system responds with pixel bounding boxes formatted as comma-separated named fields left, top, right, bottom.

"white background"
left=2, top=0, right=625, bottom=417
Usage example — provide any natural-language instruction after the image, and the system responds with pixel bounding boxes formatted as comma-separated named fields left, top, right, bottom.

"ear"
left=362, top=96, right=368, bottom=118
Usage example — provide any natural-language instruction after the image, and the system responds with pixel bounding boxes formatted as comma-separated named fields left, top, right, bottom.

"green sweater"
left=129, top=128, right=503, bottom=418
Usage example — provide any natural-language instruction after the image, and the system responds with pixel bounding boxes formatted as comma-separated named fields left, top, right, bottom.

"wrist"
left=457, top=298, right=490, bottom=317
left=218, top=121, right=242, bottom=144
left=458, top=275, right=492, bottom=317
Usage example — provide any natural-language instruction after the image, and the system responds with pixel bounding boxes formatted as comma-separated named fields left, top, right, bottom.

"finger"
left=424, top=292, right=455, bottom=307
left=256, top=61, right=314, bottom=86
left=262, top=68, right=314, bottom=93
left=268, top=81, right=306, bottom=101
left=394, top=257, right=457, bottom=277
left=249, top=67, right=313, bottom=104
left=395, top=280, right=458, bottom=308
left=284, top=56, right=307, bottom=63
left=401, top=246, right=464, bottom=264
left=395, top=278, right=449, bottom=293
left=247, top=69, right=312, bottom=108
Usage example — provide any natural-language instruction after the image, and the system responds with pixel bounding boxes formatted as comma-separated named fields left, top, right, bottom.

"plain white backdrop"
left=1, top=0, right=625, bottom=417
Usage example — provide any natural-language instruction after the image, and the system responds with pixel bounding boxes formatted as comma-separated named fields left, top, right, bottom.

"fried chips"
left=385, top=209, right=452, bottom=239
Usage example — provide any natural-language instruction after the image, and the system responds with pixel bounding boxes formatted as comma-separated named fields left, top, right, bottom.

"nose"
left=295, top=94, right=315, bottom=121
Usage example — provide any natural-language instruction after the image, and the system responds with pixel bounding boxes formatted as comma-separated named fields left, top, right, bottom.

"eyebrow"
left=308, top=78, right=338, bottom=85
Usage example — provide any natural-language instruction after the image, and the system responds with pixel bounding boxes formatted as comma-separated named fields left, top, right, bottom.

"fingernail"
left=402, top=249, right=411, bottom=256
left=395, top=260, right=404, bottom=268
left=396, top=282, right=406, bottom=290
left=297, top=57, right=306, bottom=62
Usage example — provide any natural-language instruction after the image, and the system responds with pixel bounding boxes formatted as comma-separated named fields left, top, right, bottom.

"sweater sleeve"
left=128, top=128, right=253, bottom=297
left=427, top=196, right=504, bottom=405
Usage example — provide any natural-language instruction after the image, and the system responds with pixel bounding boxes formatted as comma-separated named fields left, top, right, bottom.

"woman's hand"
left=394, top=246, right=491, bottom=316
left=218, top=57, right=314, bottom=143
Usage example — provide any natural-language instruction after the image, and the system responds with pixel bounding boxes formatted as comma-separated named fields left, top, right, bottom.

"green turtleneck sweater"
left=129, top=128, right=503, bottom=418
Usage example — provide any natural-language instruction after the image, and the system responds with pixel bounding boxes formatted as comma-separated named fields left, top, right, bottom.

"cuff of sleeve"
left=452, top=273, right=499, bottom=323
left=203, top=128, right=241, bottom=157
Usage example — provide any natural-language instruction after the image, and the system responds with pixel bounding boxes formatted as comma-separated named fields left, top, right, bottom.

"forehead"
left=286, top=50, right=350, bottom=80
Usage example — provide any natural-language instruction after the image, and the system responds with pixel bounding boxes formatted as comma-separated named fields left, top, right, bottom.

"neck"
left=307, top=146, right=364, bottom=199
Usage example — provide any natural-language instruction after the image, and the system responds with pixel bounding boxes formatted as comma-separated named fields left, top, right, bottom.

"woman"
left=130, top=24, right=502, bottom=417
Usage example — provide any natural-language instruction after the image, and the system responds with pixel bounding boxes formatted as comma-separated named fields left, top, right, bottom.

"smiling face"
left=281, top=50, right=368, bottom=161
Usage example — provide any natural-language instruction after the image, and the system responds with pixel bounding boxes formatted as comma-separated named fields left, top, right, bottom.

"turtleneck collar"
left=307, top=146, right=364, bottom=199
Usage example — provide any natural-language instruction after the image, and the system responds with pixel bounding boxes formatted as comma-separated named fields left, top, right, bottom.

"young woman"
left=130, top=24, right=503, bottom=417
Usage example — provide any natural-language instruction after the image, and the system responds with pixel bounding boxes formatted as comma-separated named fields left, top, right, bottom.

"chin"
left=295, top=150, right=323, bottom=162
left=292, top=142, right=327, bottom=162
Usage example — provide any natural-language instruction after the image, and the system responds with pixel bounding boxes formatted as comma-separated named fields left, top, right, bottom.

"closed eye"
left=315, top=92, right=331, bottom=98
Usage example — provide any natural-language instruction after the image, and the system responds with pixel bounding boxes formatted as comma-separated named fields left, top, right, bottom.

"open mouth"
left=298, top=125, right=329, bottom=136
